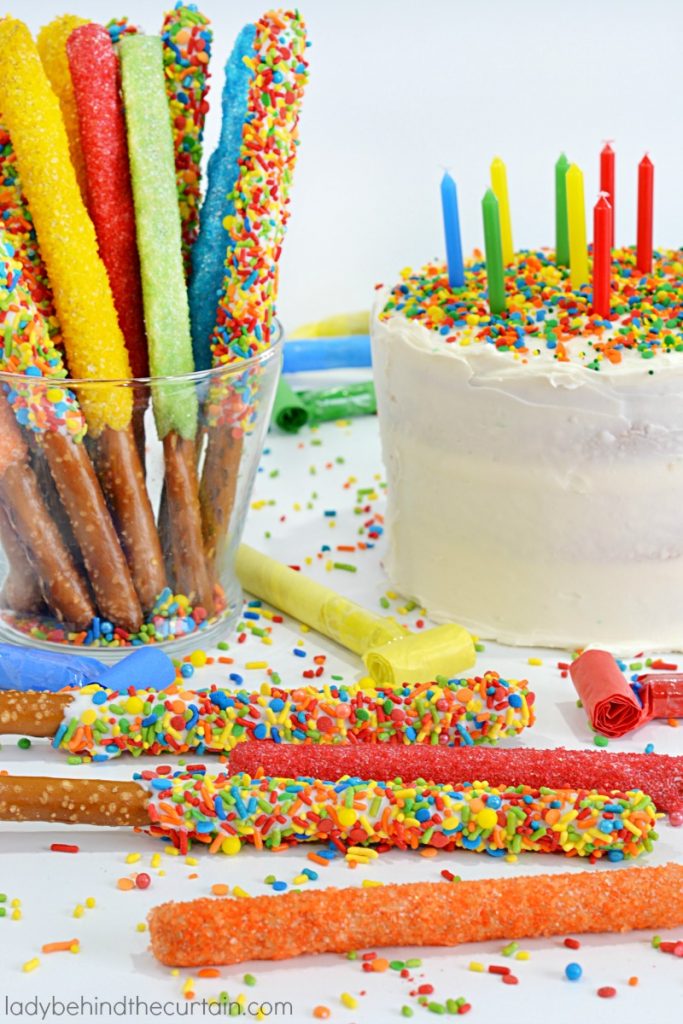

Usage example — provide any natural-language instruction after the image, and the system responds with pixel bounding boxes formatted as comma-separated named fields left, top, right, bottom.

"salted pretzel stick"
left=0, top=19, right=161, bottom=620
left=148, top=863, right=683, bottom=967
left=0, top=770, right=660, bottom=862
left=0, top=397, right=93, bottom=626
left=0, top=502, right=45, bottom=614
left=0, top=691, right=71, bottom=737
left=0, top=775, right=147, bottom=827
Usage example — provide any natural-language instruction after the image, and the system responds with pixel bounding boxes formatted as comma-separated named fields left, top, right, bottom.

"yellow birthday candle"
left=37, top=14, right=89, bottom=197
left=566, top=163, right=589, bottom=289
left=0, top=17, right=132, bottom=433
left=490, top=157, right=514, bottom=265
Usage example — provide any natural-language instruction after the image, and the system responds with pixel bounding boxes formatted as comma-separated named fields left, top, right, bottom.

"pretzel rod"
left=148, top=862, right=683, bottom=967
left=95, top=425, right=167, bottom=612
left=0, top=775, right=147, bottom=827
left=0, top=769, right=660, bottom=862
left=160, top=3, right=212, bottom=278
left=67, top=23, right=153, bottom=481
left=0, top=501, right=45, bottom=614
left=0, top=691, right=70, bottom=736
left=0, top=122, right=61, bottom=338
left=0, top=19, right=162, bottom=621
left=197, top=12, right=309, bottom=565
left=36, top=15, right=89, bottom=198
left=229, top=742, right=683, bottom=815
left=199, top=423, right=241, bottom=570
left=0, top=397, right=94, bottom=627
left=0, top=673, right=535, bottom=758
left=162, top=433, right=214, bottom=608
left=0, top=230, right=140, bottom=628
left=41, top=431, right=142, bottom=631
left=66, top=23, right=148, bottom=380
left=119, top=34, right=211, bottom=609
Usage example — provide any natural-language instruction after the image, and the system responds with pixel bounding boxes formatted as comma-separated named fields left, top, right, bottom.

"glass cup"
left=0, top=326, right=282, bottom=659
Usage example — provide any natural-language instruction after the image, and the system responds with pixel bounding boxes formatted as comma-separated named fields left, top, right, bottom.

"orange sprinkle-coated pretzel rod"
left=148, top=863, right=683, bottom=967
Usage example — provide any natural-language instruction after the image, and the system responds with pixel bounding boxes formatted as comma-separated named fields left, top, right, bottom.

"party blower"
left=236, top=544, right=476, bottom=685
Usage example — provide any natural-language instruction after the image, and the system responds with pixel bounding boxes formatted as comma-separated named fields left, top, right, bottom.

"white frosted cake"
left=371, top=249, right=683, bottom=651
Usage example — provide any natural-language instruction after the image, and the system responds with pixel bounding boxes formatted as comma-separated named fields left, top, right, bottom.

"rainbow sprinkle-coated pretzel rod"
left=196, top=10, right=309, bottom=572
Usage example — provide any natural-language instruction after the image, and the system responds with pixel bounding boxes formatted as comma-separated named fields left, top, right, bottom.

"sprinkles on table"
left=139, top=765, right=660, bottom=859
left=54, top=672, right=535, bottom=760
left=381, top=247, right=683, bottom=369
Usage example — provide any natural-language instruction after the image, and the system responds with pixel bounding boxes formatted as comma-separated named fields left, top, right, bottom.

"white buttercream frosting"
left=372, top=282, right=683, bottom=651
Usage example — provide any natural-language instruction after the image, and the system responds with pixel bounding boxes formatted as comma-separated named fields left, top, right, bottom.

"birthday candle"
left=490, top=157, right=513, bottom=264
left=592, top=194, right=612, bottom=318
left=600, top=143, right=615, bottom=247
left=481, top=188, right=506, bottom=315
left=555, top=153, right=570, bottom=267
left=441, top=171, right=464, bottom=288
left=637, top=154, right=654, bottom=274
left=566, top=164, right=588, bottom=289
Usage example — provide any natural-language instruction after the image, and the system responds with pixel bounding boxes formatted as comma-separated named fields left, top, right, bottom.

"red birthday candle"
left=599, top=142, right=615, bottom=246
left=636, top=154, right=654, bottom=274
left=592, top=194, right=612, bottom=318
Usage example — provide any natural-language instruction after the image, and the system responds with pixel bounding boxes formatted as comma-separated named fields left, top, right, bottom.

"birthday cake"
left=371, top=248, right=683, bottom=651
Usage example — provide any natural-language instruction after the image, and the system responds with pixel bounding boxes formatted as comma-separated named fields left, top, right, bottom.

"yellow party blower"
left=236, top=544, right=475, bottom=685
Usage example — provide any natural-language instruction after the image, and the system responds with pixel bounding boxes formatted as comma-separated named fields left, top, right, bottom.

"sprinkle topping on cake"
left=381, top=247, right=683, bottom=370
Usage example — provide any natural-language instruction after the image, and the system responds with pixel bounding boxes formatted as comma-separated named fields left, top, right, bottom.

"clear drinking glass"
left=0, top=325, right=282, bottom=659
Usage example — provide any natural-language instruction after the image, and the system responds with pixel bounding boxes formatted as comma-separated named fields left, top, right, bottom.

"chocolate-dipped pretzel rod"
left=0, top=672, right=535, bottom=757
left=0, top=396, right=94, bottom=626
left=0, top=768, right=660, bottom=861
left=0, top=19, right=165, bottom=620
left=148, top=863, right=683, bottom=967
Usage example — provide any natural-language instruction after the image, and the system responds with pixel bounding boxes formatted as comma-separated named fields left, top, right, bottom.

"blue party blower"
left=282, top=335, right=372, bottom=373
left=0, top=644, right=176, bottom=693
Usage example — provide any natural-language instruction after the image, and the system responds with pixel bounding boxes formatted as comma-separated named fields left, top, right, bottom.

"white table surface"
left=1, top=379, right=682, bottom=1024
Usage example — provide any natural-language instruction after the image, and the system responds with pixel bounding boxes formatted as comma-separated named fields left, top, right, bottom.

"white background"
left=22, top=0, right=683, bottom=331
